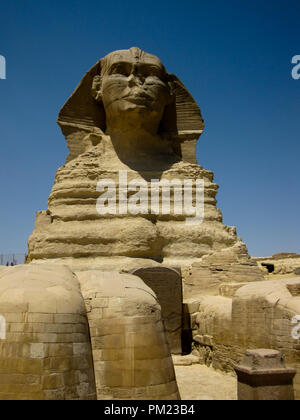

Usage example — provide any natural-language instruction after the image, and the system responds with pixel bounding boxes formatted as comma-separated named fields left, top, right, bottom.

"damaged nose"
left=128, top=65, right=144, bottom=86
left=128, top=74, right=144, bottom=87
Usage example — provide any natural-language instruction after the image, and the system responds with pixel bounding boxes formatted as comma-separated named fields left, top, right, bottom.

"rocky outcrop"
left=28, top=147, right=238, bottom=270
left=255, top=254, right=300, bottom=275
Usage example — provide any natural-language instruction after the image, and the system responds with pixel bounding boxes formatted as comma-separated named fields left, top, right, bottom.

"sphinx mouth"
left=124, top=89, right=153, bottom=102
left=124, top=96, right=151, bottom=105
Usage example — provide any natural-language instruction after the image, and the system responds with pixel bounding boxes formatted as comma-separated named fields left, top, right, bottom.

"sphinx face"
left=99, top=49, right=172, bottom=132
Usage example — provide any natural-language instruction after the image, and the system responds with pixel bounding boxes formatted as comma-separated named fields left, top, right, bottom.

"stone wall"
left=131, top=267, right=183, bottom=354
left=255, top=254, right=300, bottom=275
left=183, top=277, right=300, bottom=400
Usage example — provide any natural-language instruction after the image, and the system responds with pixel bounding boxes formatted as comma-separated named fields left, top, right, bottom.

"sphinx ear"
left=163, top=73, right=204, bottom=137
left=57, top=59, right=106, bottom=162
left=91, top=75, right=103, bottom=103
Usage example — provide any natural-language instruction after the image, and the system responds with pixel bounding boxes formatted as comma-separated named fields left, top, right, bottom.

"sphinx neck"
left=104, top=126, right=178, bottom=171
left=106, top=126, right=168, bottom=156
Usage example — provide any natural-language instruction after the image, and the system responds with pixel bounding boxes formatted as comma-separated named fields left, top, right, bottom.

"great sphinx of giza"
left=25, top=47, right=300, bottom=400
left=27, top=47, right=263, bottom=295
left=2, top=48, right=300, bottom=401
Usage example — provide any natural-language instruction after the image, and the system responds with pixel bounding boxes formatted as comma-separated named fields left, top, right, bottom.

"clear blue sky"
left=0, top=0, right=299, bottom=257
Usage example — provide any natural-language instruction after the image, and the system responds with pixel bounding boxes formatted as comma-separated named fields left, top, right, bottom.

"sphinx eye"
left=150, top=68, right=162, bottom=78
left=109, top=64, right=130, bottom=76
left=141, top=65, right=164, bottom=80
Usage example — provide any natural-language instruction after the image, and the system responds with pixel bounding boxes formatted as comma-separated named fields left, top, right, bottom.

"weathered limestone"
left=182, top=241, right=263, bottom=297
left=77, top=271, right=180, bottom=400
left=234, top=349, right=296, bottom=400
left=0, top=265, right=96, bottom=400
left=131, top=267, right=183, bottom=354
left=27, top=47, right=263, bottom=294
left=255, top=253, right=300, bottom=275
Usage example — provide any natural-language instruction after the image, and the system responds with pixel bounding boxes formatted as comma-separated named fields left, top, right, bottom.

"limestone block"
left=193, top=335, right=214, bottom=347
left=172, top=354, right=200, bottom=366
left=286, top=279, right=300, bottom=297
left=234, top=349, right=296, bottom=400
left=183, top=241, right=264, bottom=298
left=219, top=283, right=248, bottom=298
left=184, top=299, right=200, bottom=315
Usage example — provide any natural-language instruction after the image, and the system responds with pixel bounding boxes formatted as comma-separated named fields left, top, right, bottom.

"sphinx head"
left=91, top=47, right=173, bottom=135
left=57, top=47, right=204, bottom=162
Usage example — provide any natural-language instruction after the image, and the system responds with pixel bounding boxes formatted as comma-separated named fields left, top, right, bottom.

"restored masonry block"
left=131, top=267, right=183, bottom=354
left=0, top=266, right=179, bottom=400
left=0, top=265, right=96, bottom=400
left=77, top=271, right=180, bottom=400
left=234, top=350, right=296, bottom=400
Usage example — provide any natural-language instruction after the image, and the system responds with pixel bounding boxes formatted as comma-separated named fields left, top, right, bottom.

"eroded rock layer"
left=29, top=145, right=236, bottom=266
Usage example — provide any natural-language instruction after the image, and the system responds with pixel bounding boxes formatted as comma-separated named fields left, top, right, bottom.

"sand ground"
left=174, top=364, right=237, bottom=400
